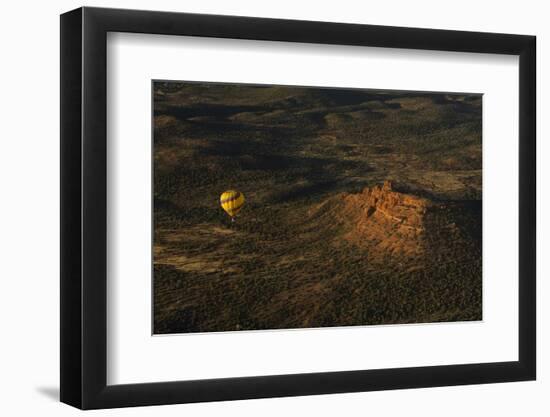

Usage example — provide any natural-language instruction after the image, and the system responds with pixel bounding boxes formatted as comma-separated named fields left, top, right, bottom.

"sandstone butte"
left=309, top=181, right=456, bottom=261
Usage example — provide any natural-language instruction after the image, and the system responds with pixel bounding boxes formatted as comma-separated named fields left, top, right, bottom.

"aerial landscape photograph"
left=152, top=81, right=482, bottom=334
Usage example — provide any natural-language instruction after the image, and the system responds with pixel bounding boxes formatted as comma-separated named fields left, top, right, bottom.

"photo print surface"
left=152, top=81, right=482, bottom=334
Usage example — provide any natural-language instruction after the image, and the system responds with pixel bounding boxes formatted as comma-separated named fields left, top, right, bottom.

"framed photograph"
left=60, top=7, right=536, bottom=409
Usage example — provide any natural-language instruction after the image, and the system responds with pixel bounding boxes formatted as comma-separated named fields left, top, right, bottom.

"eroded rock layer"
left=309, top=181, right=463, bottom=262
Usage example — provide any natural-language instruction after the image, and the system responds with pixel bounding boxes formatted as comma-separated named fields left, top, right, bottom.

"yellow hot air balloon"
left=220, top=190, right=245, bottom=220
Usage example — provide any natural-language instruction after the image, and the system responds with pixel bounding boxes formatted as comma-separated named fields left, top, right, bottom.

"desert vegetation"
left=153, top=82, right=482, bottom=334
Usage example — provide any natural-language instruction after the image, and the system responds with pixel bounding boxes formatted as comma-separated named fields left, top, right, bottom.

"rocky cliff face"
left=309, top=181, right=459, bottom=262
left=342, top=180, right=430, bottom=231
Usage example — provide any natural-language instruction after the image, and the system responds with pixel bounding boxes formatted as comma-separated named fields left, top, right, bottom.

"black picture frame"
left=60, top=6, right=536, bottom=410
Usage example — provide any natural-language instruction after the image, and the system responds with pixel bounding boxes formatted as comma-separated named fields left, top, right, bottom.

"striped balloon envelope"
left=220, top=190, right=245, bottom=219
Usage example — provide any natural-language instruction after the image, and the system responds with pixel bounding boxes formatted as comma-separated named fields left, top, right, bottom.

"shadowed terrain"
left=153, top=82, right=482, bottom=334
